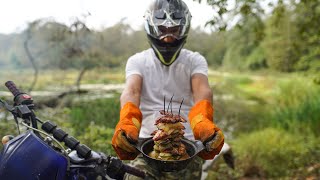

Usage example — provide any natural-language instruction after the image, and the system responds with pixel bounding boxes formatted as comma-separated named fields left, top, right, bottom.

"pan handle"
left=181, top=137, right=205, bottom=155
left=194, top=140, right=205, bottom=154
left=135, top=137, right=152, bottom=153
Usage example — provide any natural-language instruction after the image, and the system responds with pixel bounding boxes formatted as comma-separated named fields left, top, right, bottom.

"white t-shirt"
left=125, top=48, right=208, bottom=139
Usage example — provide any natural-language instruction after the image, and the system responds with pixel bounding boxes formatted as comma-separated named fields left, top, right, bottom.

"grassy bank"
left=207, top=71, right=320, bottom=179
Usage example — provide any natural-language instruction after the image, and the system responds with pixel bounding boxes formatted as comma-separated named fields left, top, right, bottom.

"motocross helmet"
left=144, top=0, right=192, bottom=66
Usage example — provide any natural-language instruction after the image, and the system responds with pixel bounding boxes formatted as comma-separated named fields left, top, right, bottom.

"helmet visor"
left=153, top=9, right=186, bottom=26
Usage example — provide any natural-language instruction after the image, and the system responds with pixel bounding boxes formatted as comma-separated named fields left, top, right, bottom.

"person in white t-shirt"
left=112, top=0, right=225, bottom=179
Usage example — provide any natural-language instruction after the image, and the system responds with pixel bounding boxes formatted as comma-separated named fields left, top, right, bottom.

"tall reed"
left=271, top=78, right=320, bottom=135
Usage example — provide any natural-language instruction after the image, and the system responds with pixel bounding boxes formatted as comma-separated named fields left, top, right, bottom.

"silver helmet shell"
left=144, top=0, right=192, bottom=65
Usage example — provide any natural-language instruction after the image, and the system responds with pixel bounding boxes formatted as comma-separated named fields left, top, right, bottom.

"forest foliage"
left=0, top=0, right=319, bottom=73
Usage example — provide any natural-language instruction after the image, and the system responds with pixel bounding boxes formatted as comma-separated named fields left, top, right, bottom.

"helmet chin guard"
left=144, top=0, right=192, bottom=65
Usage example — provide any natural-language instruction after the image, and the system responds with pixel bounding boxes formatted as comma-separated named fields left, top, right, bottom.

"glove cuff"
left=189, top=100, right=214, bottom=122
left=120, top=102, right=143, bottom=123
left=189, top=100, right=214, bottom=131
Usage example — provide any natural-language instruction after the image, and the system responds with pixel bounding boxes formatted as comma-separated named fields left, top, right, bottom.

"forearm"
left=193, top=87, right=213, bottom=105
left=120, top=74, right=142, bottom=108
left=191, top=74, right=213, bottom=104
left=120, top=88, right=141, bottom=108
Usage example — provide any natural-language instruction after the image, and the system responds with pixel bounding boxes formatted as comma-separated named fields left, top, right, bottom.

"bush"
left=271, top=78, right=320, bottom=135
left=245, top=46, right=267, bottom=70
left=77, top=122, right=116, bottom=156
left=35, top=97, right=120, bottom=156
left=69, top=95, right=121, bottom=136
left=232, top=128, right=320, bottom=178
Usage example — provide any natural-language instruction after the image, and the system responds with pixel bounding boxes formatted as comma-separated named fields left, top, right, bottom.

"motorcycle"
left=0, top=81, right=148, bottom=180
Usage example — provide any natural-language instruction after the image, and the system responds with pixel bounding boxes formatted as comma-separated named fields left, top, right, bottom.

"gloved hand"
left=188, top=100, right=224, bottom=160
left=112, top=102, right=142, bottom=160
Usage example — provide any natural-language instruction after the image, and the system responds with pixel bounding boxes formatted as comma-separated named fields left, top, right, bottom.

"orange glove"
left=189, top=100, right=224, bottom=160
left=112, top=102, right=142, bottom=160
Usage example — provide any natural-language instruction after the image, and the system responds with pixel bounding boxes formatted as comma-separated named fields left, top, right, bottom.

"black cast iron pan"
left=135, top=137, right=205, bottom=172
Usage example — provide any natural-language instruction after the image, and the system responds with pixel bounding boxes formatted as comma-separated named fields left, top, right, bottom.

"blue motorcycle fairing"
left=0, top=130, right=68, bottom=180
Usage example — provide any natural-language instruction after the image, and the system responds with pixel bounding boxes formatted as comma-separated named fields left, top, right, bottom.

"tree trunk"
left=24, top=33, right=38, bottom=92
left=76, top=66, right=89, bottom=92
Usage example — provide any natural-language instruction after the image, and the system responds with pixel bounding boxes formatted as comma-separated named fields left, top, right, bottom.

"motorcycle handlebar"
left=5, top=81, right=21, bottom=97
left=5, top=81, right=33, bottom=106
left=2, top=81, right=147, bottom=179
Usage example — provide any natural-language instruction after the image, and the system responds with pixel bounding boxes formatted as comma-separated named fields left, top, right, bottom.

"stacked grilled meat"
left=149, top=110, right=189, bottom=160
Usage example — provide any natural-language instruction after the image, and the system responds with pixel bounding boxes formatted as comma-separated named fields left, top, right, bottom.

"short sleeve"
left=125, top=54, right=143, bottom=79
left=191, top=52, right=208, bottom=76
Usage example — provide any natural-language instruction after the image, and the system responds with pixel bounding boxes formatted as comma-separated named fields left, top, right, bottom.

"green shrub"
left=69, top=95, right=120, bottom=136
left=77, top=122, right=116, bottom=156
left=245, top=46, right=267, bottom=70
left=35, top=99, right=120, bottom=155
left=232, top=128, right=319, bottom=178
left=0, top=120, right=19, bottom=137
left=271, top=78, right=320, bottom=135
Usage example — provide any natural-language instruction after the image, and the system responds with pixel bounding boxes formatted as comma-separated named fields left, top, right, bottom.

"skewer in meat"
left=149, top=110, right=190, bottom=160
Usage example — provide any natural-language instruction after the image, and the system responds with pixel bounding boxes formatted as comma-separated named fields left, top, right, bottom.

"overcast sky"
left=0, top=0, right=215, bottom=34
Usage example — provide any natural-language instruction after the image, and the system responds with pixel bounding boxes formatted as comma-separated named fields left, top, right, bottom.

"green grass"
left=231, top=127, right=320, bottom=178
left=77, top=122, right=116, bottom=156
left=0, top=68, right=125, bottom=91
left=207, top=71, right=320, bottom=178
left=69, top=94, right=121, bottom=135
left=270, top=77, right=320, bottom=135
